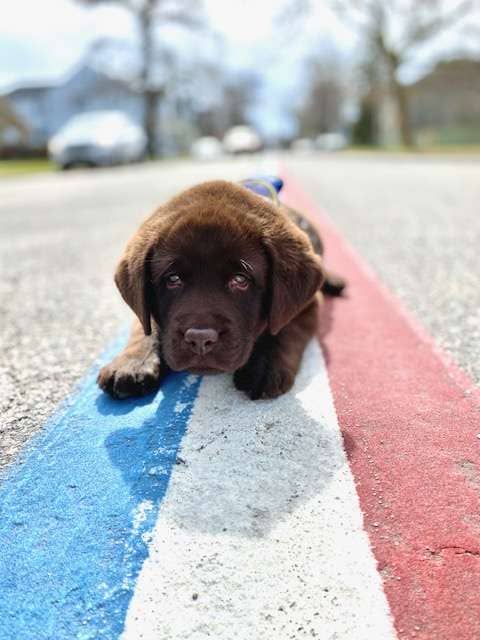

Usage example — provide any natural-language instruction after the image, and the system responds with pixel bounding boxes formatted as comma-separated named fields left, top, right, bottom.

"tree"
left=296, top=58, right=345, bottom=136
left=331, top=0, right=475, bottom=147
left=193, top=71, right=260, bottom=138
left=78, top=0, right=203, bottom=157
left=351, top=98, right=378, bottom=146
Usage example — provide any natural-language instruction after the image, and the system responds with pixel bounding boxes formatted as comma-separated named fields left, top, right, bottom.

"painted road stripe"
left=282, top=172, right=480, bottom=640
left=122, top=340, right=396, bottom=639
left=0, top=335, right=201, bottom=640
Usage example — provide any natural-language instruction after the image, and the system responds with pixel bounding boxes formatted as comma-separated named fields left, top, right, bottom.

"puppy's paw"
left=97, top=352, right=164, bottom=399
left=234, top=358, right=295, bottom=400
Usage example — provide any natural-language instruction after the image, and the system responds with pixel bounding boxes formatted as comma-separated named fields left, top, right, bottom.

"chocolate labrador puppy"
left=97, top=180, right=345, bottom=400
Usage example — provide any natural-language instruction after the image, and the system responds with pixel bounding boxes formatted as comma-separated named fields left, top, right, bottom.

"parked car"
left=223, top=126, right=262, bottom=154
left=290, top=138, right=316, bottom=153
left=315, top=132, right=348, bottom=152
left=48, top=110, right=147, bottom=169
left=190, top=136, right=223, bottom=161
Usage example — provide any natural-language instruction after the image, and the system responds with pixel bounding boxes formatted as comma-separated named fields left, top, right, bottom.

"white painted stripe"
left=122, top=341, right=396, bottom=639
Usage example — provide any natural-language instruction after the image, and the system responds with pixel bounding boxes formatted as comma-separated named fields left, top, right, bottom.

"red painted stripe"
left=282, top=171, right=480, bottom=640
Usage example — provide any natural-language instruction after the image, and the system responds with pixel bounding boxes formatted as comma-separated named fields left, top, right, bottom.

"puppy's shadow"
left=96, top=391, right=158, bottom=416
left=103, top=372, right=198, bottom=505
left=317, top=295, right=347, bottom=365
left=105, top=342, right=352, bottom=539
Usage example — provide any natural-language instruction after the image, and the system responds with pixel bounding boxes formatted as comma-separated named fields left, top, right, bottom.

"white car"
left=315, top=132, right=348, bottom=152
left=223, top=126, right=262, bottom=154
left=290, top=138, right=316, bottom=153
left=190, top=136, right=223, bottom=161
left=48, top=111, right=147, bottom=169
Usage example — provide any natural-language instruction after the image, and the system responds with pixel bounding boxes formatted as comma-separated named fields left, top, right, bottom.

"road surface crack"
left=429, top=546, right=480, bottom=558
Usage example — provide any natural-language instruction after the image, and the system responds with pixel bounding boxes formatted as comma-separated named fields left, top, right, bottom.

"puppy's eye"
left=229, top=274, right=250, bottom=291
left=165, top=273, right=183, bottom=289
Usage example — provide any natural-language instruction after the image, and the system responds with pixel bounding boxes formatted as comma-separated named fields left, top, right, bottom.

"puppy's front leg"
left=234, top=299, right=319, bottom=400
left=97, top=320, right=166, bottom=398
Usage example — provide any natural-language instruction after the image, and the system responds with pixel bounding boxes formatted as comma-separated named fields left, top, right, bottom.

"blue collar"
left=241, top=176, right=283, bottom=201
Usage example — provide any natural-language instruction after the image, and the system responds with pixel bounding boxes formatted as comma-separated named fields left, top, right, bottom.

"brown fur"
left=97, top=180, right=345, bottom=400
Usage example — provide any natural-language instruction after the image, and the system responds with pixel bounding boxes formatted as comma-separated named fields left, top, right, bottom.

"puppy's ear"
left=264, top=223, right=324, bottom=336
left=114, top=235, right=154, bottom=336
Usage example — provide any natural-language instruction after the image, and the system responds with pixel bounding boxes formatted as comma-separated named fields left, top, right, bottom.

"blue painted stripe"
left=0, top=334, right=201, bottom=640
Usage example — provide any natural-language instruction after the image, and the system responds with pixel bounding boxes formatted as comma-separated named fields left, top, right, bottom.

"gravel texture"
left=285, top=152, right=480, bottom=386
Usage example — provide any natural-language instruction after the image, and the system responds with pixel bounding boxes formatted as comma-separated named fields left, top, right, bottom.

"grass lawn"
left=345, top=142, right=480, bottom=155
left=0, top=159, right=55, bottom=177
left=345, top=145, right=480, bottom=154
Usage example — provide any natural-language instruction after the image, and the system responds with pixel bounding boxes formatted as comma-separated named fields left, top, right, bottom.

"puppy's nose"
left=184, top=328, right=219, bottom=355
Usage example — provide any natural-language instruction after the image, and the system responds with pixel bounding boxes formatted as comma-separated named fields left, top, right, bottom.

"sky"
left=1, top=0, right=479, bottom=138
left=0, top=0, right=353, bottom=89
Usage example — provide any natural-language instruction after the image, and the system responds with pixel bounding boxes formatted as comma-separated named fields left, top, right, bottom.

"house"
left=408, top=58, right=480, bottom=144
left=356, top=57, right=480, bottom=147
left=2, top=64, right=143, bottom=150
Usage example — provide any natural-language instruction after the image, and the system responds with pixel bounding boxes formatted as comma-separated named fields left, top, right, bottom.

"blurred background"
left=1, top=0, right=480, bottom=171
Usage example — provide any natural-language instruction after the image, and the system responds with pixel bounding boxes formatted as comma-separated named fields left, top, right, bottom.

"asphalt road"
left=284, top=152, right=480, bottom=388
left=1, top=152, right=479, bottom=471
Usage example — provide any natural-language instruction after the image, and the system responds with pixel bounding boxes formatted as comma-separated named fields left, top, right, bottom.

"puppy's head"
left=115, top=181, right=323, bottom=374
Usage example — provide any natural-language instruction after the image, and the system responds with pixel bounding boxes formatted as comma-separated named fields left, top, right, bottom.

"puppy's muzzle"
left=184, top=327, right=219, bottom=356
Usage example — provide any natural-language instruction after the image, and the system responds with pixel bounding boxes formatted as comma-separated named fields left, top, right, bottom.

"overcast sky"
left=0, top=0, right=353, bottom=88
left=1, top=0, right=479, bottom=137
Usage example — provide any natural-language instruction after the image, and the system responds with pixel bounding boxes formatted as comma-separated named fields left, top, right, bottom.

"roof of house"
left=410, top=58, right=480, bottom=92
left=2, top=59, right=133, bottom=100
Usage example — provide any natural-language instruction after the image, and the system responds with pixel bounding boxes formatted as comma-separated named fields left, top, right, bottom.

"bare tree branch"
left=154, top=9, right=204, bottom=29
left=402, top=0, right=474, bottom=48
